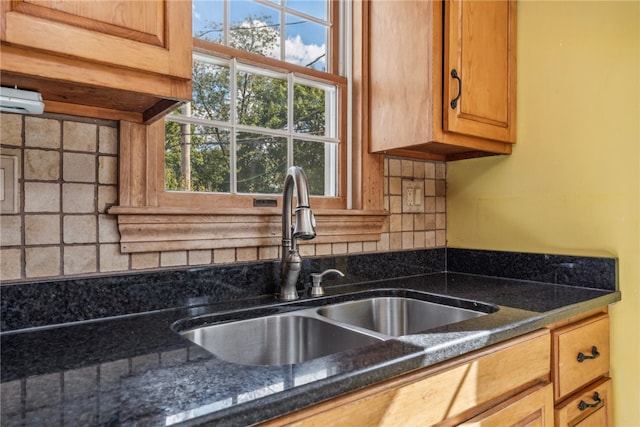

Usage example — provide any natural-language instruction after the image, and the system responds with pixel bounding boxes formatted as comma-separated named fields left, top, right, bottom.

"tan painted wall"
left=447, top=2, right=640, bottom=425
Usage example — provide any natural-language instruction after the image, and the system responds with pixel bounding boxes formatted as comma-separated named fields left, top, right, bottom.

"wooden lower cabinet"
left=460, top=383, right=554, bottom=427
left=262, top=329, right=551, bottom=426
left=554, top=378, right=613, bottom=427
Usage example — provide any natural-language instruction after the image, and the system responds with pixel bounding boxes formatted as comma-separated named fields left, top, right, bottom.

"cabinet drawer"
left=554, top=377, right=612, bottom=427
left=552, top=314, right=609, bottom=401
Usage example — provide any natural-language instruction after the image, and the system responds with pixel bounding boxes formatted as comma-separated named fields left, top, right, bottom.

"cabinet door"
left=554, top=378, right=613, bottom=427
left=459, top=383, right=554, bottom=427
left=443, top=0, right=516, bottom=143
left=0, top=0, right=191, bottom=79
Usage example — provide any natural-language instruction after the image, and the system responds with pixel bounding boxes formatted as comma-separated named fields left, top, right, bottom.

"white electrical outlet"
left=401, top=179, right=425, bottom=213
left=0, top=154, right=19, bottom=214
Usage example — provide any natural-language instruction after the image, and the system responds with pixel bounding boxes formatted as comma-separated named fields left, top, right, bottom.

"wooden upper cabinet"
left=368, top=0, right=516, bottom=161
left=0, top=0, right=192, bottom=123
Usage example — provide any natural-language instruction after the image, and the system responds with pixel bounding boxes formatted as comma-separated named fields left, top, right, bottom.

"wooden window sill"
left=108, top=206, right=388, bottom=253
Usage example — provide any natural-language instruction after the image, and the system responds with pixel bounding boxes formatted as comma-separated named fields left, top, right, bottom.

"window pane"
left=192, top=60, right=231, bottom=122
left=294, top=82, right=334, bottom=137
left=165, top=121, right=231, bottom=193
left=287, top=0, right=328, bottom=21
left=229, top=1, right=280, bottom=58
left=237, top=132, right=287, bottom=194
left=285, top=14, right=327, bottom=70
left=193, top=0, right=223, bottom=42
left=293, top=139, right=337, bottom=197
left=237, top=70, right=287, bottom=130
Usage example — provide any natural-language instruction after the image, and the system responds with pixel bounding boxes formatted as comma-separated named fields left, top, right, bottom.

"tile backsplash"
left=0, top=112, right=446, bottom=282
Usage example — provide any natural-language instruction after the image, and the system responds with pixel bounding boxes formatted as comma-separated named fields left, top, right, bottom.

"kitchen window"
left=110, top=1, right=386, bottom=253
left=164, top=0, right=346, bottom=208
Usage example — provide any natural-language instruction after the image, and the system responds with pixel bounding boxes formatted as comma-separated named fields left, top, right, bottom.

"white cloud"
left=285, top=35, right=326, bottom=68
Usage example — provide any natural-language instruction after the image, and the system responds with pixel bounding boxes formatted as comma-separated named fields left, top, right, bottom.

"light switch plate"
left=1, top=154, right=19, bottom=214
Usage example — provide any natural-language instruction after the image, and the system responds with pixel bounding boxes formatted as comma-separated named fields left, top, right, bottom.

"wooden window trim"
left=109, top=1, right=386, bottom=253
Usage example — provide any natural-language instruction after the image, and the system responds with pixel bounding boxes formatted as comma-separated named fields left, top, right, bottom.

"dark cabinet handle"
left=450, top=69, right=462, bottom=109
left=578, top=392, right=602, bottom=411
left=577, top=346, right=600, bottom=362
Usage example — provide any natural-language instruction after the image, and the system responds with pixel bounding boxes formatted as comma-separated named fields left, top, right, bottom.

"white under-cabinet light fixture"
left=0, top=87, right=45, bottom=115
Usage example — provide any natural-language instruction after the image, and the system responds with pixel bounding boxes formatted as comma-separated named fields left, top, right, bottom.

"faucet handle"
left=310, top=269, right=345, bottom=297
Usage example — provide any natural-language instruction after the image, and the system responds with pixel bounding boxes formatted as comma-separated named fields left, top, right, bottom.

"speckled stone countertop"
left=0, top=249, right=620, bottom=426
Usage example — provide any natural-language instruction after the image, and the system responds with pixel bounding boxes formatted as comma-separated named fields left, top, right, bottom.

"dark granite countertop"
left=0, top=249, right=620, bottom=426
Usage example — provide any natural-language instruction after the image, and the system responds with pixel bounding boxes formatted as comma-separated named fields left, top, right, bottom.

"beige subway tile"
left=383, top=195, right=389, bottom=211
left=381, top=216, right=390, bottom=233
left=389, top=232, right=402, bottom=250
left=298, top=244, right=314, bottom=258
left=98, top=156, right=118, bottom=185
left=161, top=251, right=188, bottom=267
left=236, top=247, right=257, bottom=262
left=435, top=162, right=446, bottom=180
left=259, top=245, right=280, bottom=260
left=389, top=195, right=402, bottom=214
left=425, top=231, right=436, bottom=247
left=383, top=157, right=389, bottom=177
left=425, top=197, right=436, bottom=214
left=315, top=243, right=332, bottom=256
left=0, top=249, right=21, bottom=280
left=436, top=196, right=446, bottom=213
left=189, top=250, right=212, bottom=265
left=25, top=246, right=60, bottom=278
left=63, top=215, right=96, bottom=244
left=425, top=179, right=436, bottom=196
left=98, top=214, right=119, bottom=243
left=131, top=252, right=159, bottom=270
left=63, top=121, right=96, bottom=152
left=63, top=153, right=95, bottom=183
left=64, top=245, right=97, bottom=275
left=213, top=248, right=235, bottom=264
left=414, top=230, right=426, bottom=248
left=24, top=149, right=59, bottom=181
left=348, top=242, right=363, bottom=254
left=425, top=213, right=437, bottom=230
left=25, top=117, right=60, bottom=149
left=25, top=214, right=60, bottom=245
left=435, top=180, right=446, bottom=197
left=425, top=162, right=436, bottom=179
left=377, top=232, right=390, bottom=252
left=0, top=215, right=21, bottom=246
left=413, top=161, right=425, bottom=179
left=389, top=177, right=402, bottom=195
left=389, top=213, right=402, bottom=232
left=436, top=213, right=446, bottom=229
left=99, top=243, right=129, bottom=272
left=332, top=242, right=348, bottom=255
left=413, top=213, right=425, bottom=231
left=24, top=182, right=60, bottom=212
left=99, top=126, right=118, bottom=155
left=1, top=113, right=22, bottom=147
left=388, top=158, right=401, bottom=177
left=436, top=230, right=446, bottom=247
left=363, top=241, right=378, bottom=253
left=402, top=231, right=414, bottom=249
left=401, top=214, right=413, bottom=232
left=401, top=160, right=413, bottom=177
left=98, top=185, right=118, bottom=213
left=63, top=183, right=95, bottom=213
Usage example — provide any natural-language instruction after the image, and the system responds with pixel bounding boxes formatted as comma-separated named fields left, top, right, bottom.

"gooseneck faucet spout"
left=280, top=166, right=316, bottom=301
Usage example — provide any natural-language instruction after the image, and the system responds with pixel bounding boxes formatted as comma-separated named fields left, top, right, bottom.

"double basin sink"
left=174, top=291, right=498, bottom=366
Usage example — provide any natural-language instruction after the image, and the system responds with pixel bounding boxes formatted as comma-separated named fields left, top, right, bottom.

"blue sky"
left=192, top=0, right=328, bottom=68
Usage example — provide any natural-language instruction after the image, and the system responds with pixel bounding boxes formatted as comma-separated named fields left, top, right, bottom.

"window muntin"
left=166, top=0, right=341, bottom=199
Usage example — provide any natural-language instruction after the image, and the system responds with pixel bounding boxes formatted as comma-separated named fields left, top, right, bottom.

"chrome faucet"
left=279, top=166, right=316, bottom=301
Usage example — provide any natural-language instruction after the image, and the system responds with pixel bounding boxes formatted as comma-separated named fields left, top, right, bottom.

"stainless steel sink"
left=177, top=292, right=496, bottom=366
left=317, top=297, right=487, bottom=337
left=181, top=314, right=383, bottom=366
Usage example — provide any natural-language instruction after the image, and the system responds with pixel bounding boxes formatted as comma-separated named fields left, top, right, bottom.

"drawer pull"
left=577, top=346, right=600, bottom=362
left=578, top=392, right=602, bottom=411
